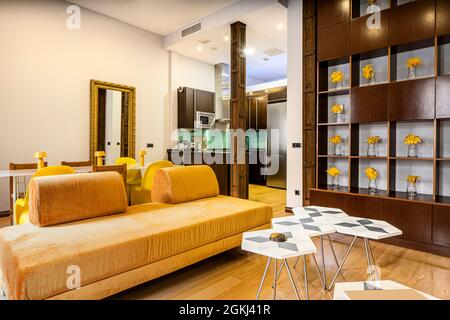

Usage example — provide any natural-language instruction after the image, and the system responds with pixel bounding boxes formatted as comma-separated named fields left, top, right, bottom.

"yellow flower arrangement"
left=331, top=104, right=344, bottom=114
left=368, top=0, right=377, bottom=4
left=329, top=135, right=342, bottom=145
left=362, top=64, right=375, bottom=81
left=326, top=167, right=341, bottom=177
left=367, top=136, right=381, bottom=145
left=406, top=57, right=422, bottom=69
left=365, top=167, right=379, bottom=181
left=404, top=134, right=422, bottom=146
left=331, top=70, right=344, bottom=84
left=407, top=175, right=421, bottom=184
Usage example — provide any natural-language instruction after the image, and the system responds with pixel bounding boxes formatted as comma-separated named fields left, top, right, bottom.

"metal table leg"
left=303, top=255, right=309, bottom=300
left=320, top=235, right=327, bottom=290
left=328, top=235, right=358, bottom=291
left=327, top=234, right=341, bottom=272
left=312, top=253, right=325, bottom=289
left=367, top=239, right=380, bottom=280
left=284, top=259, right=300, bottom=300
left=273, top=259, right=277, bottom=300
left=256, top=257, right=271, bottom=300
left=363, top=237, right=374, bottom=281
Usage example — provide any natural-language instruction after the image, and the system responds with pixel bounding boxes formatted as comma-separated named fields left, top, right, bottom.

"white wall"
left=0, top=0, right=170, bottom=211
left=286, top=0, right=303, bottom=208
left=168, top=52, right=215, bottom=145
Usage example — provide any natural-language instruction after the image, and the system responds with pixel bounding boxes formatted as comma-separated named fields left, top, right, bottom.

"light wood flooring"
left=1, top=186, right=449, bottom=300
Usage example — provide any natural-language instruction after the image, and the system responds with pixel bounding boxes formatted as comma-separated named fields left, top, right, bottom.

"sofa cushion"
left=29, top=172, right=127, bottom=226
left=152, top=165, right=219, bottom=204
left=0, top=196, right=272, bottom=300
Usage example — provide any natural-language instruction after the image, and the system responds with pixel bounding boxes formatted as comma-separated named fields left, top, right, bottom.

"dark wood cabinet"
left=318, top=22, right=350, bottom=61
left=437, top=0, right=450, bottom=36
left=388, top=78, right=435, bottom=121
left=383, top=199, right=432, bottom=244
left=317, top=0, right=349, bottom=30
left=436, top=76, right=450, bottom=119
left=389, top=0, right=436, bottom=46
left=351, top=9, right=389, bottom=54
left=351, top=84, right=388, bottom=123
left=433, top=205, right=450, bottom=247
left=247, top=96, right=267, bottom=130
left=195, top=89, right=215, bottom=113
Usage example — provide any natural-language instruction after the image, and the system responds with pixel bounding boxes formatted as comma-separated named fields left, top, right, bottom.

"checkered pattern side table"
left=327, top=216, right=402, bottom=290
left=271, top=215, right=340, bottom=290
left=242, top=229, right=317, bottom=300
left=293, top=206, right=349, bottom=220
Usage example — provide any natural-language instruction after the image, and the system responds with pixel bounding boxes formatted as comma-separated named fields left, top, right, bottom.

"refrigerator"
left=266, top=101, right=287, bottom=189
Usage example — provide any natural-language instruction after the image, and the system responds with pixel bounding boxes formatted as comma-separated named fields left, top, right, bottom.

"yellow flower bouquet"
left=365, top=167, right=378, bottom=192
left=368, top=0, right=377, bottom=5
left=330, top=135, right=342, bottom=145
left=404, top=134, right=421, bottom=157
left=331, top=70, right=344, bottom=89
left=406, top=175, right=420, bottom=197
left=331, top=104, right=345, bottom=123
left=330, top=135, right=343, bottom=156
left=367, top=136, right=381, bottom=145
left=362, top=64, right=375, bottom=83
left=327, top=166, right=341, bottom=188
left=407, top=175, right=421, bottom=184
left=406, top=57, right=422, bottom=79
left=367, top=136, right=381, bottom=156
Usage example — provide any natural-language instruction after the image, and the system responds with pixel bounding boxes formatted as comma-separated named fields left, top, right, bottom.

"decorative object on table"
left=366, top=136, right=381, bottom=157
left=139, top=150, right=147, bottom=166
left=33, top=152, right=47, bottom=170
left=327, top=166, right=341, bottom=189
left=406, top=57, right=422, bottom=80
left=406, top=175, right=420, bottom=198
left=331, top=104, right=345, bottom=123
left=362, top=64, right=375, bottom=85
left=330, top=135, right=343, bottom=156
left=94, top=151, right=106, bottom=166
left=365, top=167, right=379, bottom=193
left=269, top=233, right=287, bottom=242
left=403, top=133, right=422, bottom=158
left=331, top=70, right=345, bottom=89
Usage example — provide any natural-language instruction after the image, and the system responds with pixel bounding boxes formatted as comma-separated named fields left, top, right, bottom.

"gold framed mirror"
left=90, top=80, right=136, bottom=163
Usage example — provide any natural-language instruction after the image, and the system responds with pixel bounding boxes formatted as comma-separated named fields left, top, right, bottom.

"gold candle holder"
left=139, top=150, right=147, bottom=166
left=34, top=152, right=47, bottom=169
left=94, top=151, right=106, bottom=166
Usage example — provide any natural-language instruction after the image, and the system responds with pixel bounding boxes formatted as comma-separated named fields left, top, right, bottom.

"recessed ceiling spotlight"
left=197, top=45, right=203, bottom=52
left=224, top=36, right=229, bottom=42
left=244, top=48, right=255, bottom=55
left=262, top=57, right=270, bottom=61
left=277, top=23, right=284, bottom=30
left=249, top=92, right=253, bottom=95
left=210, top=47, right=218, bottom=51
left=265, top=89, right=269, bottom=93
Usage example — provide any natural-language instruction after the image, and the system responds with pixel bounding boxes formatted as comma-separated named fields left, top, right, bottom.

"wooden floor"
left=1, top=186, right=449, bottom=300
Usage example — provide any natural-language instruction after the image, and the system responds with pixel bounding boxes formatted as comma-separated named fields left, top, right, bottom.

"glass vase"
left=331, top=176, right=340, bottom=189
left=369, top=76, right=376, bottom=85
left=367, top=143, right=376, bottom=157
left=407, top=182, right=418, bottom=198
left=407, top=66, right=416, bottom=80
left=334, top=143, right=343, bottom=156
left=334, top=81, right=342, bottom=90
left=368, top=179, right=377, bottom=193
left=335, top=112, right=345, bottom=123
left=407, top=144, right=418, bottom=158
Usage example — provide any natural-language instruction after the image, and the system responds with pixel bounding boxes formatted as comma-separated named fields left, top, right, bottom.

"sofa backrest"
left=151, top=165, right=220, bottom=204
left=29, top=172, right=127, bottom=226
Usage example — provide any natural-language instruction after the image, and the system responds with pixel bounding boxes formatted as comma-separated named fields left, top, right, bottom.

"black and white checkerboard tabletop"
left=328, top=216, right=402, bottom=240
left=241, top=229, right=317, bottom=259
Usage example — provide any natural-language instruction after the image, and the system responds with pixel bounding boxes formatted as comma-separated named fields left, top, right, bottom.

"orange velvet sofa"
left=0, top=166, right=272, bottom=300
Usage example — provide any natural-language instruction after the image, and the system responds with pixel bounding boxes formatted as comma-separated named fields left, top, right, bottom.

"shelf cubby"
left=437, top=119, right=450, bottom=158
left=317, top=157, right=349, bottom=190
left=438, top=35, right=450, bottom=76
left=351, top=0, right=390, bottom=19
left=318, top=125, right=350, bottom=156
left=390, top=121, right=434, bottom=158
left=436, top=160, right=450, bottom=202
left=318, top=58, right=350, bottom=93
left=318, top=90, right=350, bottom=124
left=351, top=158, right=388, bottom=191
left=390, top=38, right=435, bottom=82
left=351, top=122, right=388, bottom=157
left=352, top=48, right=389, bottom=87
left=389, top=158, right=434, bottom=196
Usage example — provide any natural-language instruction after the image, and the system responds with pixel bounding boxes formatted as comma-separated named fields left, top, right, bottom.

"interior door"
left=105, top=90, right=123, bottom=164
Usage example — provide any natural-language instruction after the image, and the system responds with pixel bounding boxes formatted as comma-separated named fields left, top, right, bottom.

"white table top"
left=241, top=228, right=317, bottom=259
left=293, top=206, right=349, bottom=220
left=271, top=215, right=336, bottom=237
left=333, top=280, right=439, bottom=300
left=328, top=216, right=403, bottom=240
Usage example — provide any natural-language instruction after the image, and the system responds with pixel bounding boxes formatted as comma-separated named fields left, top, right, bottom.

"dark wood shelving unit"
left=313, top=0, right=450, bottom=256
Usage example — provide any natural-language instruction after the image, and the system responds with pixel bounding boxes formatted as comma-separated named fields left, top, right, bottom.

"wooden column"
left=230, top=21, right=248, bottom=199
left=303, top=0, right=317, bottom=205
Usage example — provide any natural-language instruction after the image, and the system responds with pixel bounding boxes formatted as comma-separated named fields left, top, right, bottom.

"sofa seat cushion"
left=0, top=196, right=272, bottom=300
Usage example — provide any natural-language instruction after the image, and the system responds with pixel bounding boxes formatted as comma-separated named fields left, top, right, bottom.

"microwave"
left=195, top=111, right=215, bottom=129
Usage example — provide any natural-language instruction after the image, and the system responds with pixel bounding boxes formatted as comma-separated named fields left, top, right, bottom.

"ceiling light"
left=197, top=45, right=203, bottom=52
left=244, top=48, right=255, bottom=56
left=277, top=23, right=284, bottom=30
left=249, top=92, right=253, bottom=95
left=224, top=36, right=229, bottom=42
left=265, top=89, right=269, bottom=93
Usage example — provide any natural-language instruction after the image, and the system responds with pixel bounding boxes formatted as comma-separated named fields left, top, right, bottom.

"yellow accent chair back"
left=15, top=165, right=75, bottom=225
left=130, top=160, right=173, bottom=205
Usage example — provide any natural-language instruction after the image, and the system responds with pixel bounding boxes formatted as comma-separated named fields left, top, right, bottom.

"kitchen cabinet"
left=177, top=87, right=215, bottom=128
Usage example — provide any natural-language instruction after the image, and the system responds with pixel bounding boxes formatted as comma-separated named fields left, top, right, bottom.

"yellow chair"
left=130, top=161, right=173, bottom=205
left=14, top=166, right=75, bottom=225
left=115, top=157, right=142, bottom=186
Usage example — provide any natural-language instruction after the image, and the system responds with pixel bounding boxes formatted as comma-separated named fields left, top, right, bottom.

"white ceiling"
left=69, top=0, right=239, bottom=36
left=170, top=2, right=287, bottom=83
